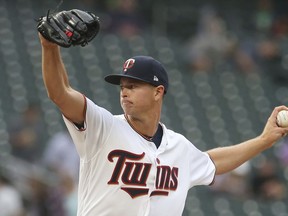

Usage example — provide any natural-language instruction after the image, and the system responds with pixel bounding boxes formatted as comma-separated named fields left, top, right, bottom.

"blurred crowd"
left=184, top=0, right=288, bottom=85
left=183, top=0, right=288, bottom=202
left=1, top=0, right=288, bottom=215
left=1, top=102, right=79, bottom=216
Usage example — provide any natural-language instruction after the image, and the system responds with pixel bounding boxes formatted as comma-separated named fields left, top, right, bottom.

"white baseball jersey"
left=63, top=97, right=216, bottom=216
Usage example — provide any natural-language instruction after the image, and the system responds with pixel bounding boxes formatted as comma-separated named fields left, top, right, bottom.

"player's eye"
left=120, top=83, right=138, bottom=91
left=126, top=84, right=137, bottom=90
left=129, top=84, right=136, bottom=89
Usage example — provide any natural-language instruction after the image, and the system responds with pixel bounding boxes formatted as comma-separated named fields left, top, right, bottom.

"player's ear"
left=155, top=85, right=165, bottom=99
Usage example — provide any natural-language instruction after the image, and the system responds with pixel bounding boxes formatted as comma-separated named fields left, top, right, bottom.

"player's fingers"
left=279, top=127, right=288, bottom=136
left=274, top=105, right=288, bottom=113
left=270, top=105, right=288, bottom=120
left=274, top=105, right=288, bottom=114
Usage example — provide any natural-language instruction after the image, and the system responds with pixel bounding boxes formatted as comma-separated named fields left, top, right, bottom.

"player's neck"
left=125, top=113, right=160, bottom=138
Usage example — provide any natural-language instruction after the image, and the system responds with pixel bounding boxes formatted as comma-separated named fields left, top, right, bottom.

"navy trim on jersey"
left=152, top=124, right=163, bottom=148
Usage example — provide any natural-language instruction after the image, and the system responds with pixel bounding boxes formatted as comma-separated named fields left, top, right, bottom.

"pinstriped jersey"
left=63, top=97, right=215, bottom=216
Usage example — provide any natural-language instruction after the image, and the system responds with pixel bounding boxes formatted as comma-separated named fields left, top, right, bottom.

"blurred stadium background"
left=1, top=0, right=288, bottom=215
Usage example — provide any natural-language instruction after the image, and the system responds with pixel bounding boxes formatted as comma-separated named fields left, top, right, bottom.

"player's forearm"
left=41, top=45, right=70, bottom=103
left=207, top=136, right=270, bottom=175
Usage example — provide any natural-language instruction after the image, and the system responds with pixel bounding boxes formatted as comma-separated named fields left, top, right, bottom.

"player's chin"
left=121, top=101, right=133, bottom=109
left=123, top=107, right=140, bottom=118
left=121, top=105, right=132, bottom=114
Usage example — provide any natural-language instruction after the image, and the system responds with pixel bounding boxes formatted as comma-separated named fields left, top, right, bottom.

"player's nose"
left=120, top=87, right=128, bottom=98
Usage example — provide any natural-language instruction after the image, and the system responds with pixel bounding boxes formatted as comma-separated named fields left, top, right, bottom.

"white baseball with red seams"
left=277, top=110, right=288, bottom=127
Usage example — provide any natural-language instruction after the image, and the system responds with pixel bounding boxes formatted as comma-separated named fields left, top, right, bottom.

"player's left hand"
left=37, top=9, right=100, bottom=48
left=260, top=105, right=288, bottom=148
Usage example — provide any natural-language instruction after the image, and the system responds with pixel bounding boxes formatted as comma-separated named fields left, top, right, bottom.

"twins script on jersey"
left=107, top=149, right=178, bottom=198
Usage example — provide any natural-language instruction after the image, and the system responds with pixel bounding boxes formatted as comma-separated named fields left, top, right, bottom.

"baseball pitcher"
left=37, top=9, right=288, bottom=216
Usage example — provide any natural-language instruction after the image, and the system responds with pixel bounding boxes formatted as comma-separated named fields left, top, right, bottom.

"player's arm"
left=207, top=106, right=288, bottom=175
left=40, top=34, right=85, bottom=124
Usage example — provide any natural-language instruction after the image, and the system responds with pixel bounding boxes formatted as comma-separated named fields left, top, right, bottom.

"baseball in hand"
left=277, top=110, right=288, bottom=127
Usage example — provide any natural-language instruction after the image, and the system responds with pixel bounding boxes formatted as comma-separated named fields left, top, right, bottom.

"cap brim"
left=104, top=74, right=155, bottom=86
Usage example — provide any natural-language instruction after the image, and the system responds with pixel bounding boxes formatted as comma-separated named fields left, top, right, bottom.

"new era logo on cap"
left=104, top=56, right=169, bottom=93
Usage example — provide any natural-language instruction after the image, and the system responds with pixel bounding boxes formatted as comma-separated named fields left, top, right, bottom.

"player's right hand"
left=260, top=105, right=288, bottom=148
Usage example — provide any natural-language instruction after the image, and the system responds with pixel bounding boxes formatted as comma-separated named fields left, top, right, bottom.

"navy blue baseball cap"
left=104, top=56, right=169, bottom=93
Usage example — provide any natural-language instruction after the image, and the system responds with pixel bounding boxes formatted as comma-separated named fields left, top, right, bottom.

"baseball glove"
left=37, top=9, right=100, bottom=48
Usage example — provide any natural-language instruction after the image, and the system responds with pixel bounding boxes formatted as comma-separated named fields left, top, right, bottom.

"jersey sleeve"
left=188, top=143, right=216, bottom=187
left=63, top=97, right=114, bottom=160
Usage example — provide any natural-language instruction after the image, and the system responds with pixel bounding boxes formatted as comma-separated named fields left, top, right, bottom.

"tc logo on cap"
left=123, top=58, right=135, bottom=72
